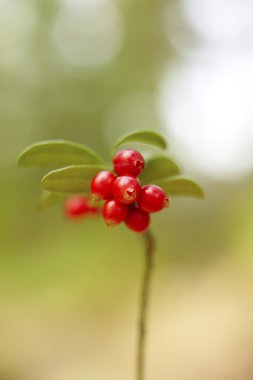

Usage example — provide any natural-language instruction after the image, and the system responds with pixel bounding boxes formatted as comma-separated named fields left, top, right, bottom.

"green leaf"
left=112, top=130, right=167, bottom=154
left=153, top=175, right=204, bottom=199
left=38, top=191, right=67, bottom=210
left=41, top=165, right=105, bottom=193
left=18, top=140, right=104, bottom=168
left=140, top=156, right=180, bottom=184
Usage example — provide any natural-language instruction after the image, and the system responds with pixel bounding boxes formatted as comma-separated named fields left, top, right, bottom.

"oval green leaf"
left=140, top=156, right=180, bottom=184
left=18, top=140, right=104, bottom=168
left=112, top=130, right=167, bottom=154
left=41, top=165, right=105, bottom=193
left=153, top=175, right=204, bottom=199
left=38, top=191, right=67, bottom=211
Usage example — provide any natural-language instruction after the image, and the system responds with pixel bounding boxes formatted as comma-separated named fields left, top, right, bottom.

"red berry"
left=113, top=175, right=142, bottom=204
left=125, top=208, right=150, bottom=233
left=91, top=170, right=116, bottom=200
left=139, top=185, right=169, bottom=213
left=65, top=196, right=99, bottom=219
left=114, top=149, right=145, bottom=177
left=103, top=199, right=129, bottom=227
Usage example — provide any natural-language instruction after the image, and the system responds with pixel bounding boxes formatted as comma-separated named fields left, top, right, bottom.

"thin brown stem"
left=136, top=230, right=156, bottom=380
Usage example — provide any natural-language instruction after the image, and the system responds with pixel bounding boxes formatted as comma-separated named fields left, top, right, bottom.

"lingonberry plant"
left=18, top=130, right=204, bottom=380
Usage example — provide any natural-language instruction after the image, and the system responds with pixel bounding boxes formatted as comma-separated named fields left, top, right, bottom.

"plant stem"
left=136, top=230, right=156, bottom=380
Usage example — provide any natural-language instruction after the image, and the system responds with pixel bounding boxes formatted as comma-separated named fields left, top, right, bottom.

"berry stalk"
left=136, top=230, right=156, bottom=380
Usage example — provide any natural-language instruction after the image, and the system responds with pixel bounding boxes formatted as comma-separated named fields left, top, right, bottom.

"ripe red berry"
left=139, top=185, right=169, bottom=213
left=114, top=149, right=145, bottom=177
left=103, top=199, right=129, bottom=227
left=65, top=196, right=99, bottom=219
left=113, top=175, right=142, bottom=204
left=91, top=170, right=116, bottom=200
left=125, top=208, right=150, bottom=233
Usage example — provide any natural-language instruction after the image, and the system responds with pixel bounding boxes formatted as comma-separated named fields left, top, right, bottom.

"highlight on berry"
left=17, top=130, right=204, bottom=233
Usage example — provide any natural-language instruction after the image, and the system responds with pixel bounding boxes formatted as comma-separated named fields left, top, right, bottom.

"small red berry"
left=113, top=175, right=142, bottom=204
left=139, top=185, right=169, bottom=213
left=65, top=196, right=99, bottom=219
left=114, top=149, right=145, bottom=177
left=91, top=170, right=116, bottom=200
left=125, top=208, right=150, bottom=233
left=103, top=199, right=129, bottom=227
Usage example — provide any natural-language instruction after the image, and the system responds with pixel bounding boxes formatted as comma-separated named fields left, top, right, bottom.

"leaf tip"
left=40, top=173, right=49, bottom=190
left=17, top=150, right=27, bottom=168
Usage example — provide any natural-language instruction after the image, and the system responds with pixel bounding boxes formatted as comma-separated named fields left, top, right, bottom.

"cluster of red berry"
left=65, top=149, right=170, bottom=233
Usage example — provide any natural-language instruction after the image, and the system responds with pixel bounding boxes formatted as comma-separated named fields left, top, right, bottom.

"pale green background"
left=1, top=1, right=253, bottom=379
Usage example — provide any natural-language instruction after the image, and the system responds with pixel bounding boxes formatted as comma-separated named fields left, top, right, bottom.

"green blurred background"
left=1, top=0, right=253, bottom=379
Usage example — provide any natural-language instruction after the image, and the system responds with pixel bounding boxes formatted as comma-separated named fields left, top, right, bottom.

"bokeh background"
left=1, top=0, right=253, bottom=379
